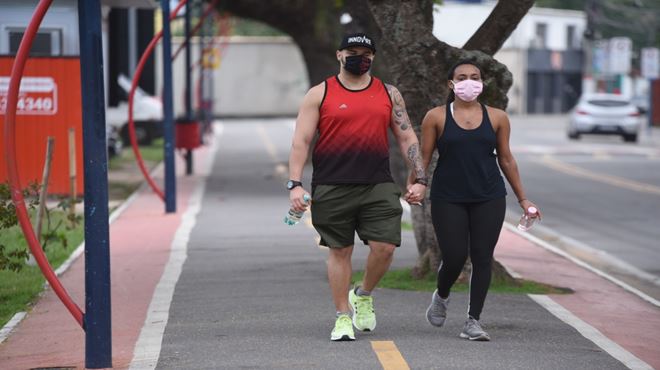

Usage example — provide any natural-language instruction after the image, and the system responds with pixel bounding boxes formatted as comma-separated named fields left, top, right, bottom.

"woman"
left=416, top=60, right=541, bottom=341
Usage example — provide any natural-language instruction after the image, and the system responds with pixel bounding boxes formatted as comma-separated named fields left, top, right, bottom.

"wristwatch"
left=414, top=177, right=429, bottom=186
left=286, top=180, right=303, bottom=190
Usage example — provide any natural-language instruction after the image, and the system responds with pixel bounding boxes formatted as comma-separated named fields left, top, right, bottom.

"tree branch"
left=462, top=0, right=535, bottom=55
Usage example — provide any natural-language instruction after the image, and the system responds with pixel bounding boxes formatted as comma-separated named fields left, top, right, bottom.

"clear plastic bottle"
left=284, top=194, right=311, bottom=226
left=517, top=206, right=538, bottom=231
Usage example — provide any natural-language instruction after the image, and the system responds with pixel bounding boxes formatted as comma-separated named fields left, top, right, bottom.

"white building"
left=433, top=1, right=587, bottom=114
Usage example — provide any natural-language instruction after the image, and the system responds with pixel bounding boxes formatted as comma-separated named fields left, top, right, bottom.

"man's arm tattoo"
left=407, top=143, right=426, bottom=179
left=386, top=84, right=411, bottom=131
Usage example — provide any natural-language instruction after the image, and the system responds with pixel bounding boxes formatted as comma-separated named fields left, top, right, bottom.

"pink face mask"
left=452, top=79, right=483, bottom=102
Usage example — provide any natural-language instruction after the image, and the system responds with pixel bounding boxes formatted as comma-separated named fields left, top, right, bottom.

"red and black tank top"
left=312, top=75, right=393, bottom=185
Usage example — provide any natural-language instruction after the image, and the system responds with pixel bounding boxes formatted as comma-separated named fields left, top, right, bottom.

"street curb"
left=514, top=215, right=660, bottom=288
left=0, top=312, right=26, bottom=345
left=529, top=294, right=653, bottom=370
left=504, top=222, right=660, bottom=307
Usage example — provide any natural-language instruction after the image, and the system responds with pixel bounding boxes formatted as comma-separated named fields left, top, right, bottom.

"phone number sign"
left=0, top=76, right=58, bottom=115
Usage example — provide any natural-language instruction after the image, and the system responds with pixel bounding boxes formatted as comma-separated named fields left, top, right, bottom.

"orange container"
left=0, top=57, right=83, bottom=195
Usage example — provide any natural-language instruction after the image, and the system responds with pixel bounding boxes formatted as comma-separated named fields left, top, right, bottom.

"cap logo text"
left=347, top=36, right=372, bottom=45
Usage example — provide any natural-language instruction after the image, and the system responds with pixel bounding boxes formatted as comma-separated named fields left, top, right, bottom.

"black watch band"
left=286, top=180, right=303, bottom=190
left=414, top=177, right=428, bottom=186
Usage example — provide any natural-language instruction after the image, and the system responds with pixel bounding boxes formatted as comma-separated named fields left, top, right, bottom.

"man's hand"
left=404, top=183, right=426, bottom=205
left=289, top=187, right=310, bottom=213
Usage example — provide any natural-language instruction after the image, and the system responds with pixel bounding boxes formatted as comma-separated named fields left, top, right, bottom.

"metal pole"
left=185, top=3, right=192, bottom=120
left=161, top=0, right=177, bottom=212
left=184, top=0, right=194, bottom=175
left=199, top=0, right=207, bottom=136
left=77, top=0, right=112, bottom=367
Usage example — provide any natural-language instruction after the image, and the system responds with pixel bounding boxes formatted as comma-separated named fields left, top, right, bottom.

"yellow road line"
left=592, top=150, right=611, bottom=160
left=539, top=155, right=660, bottom=196
left=371, top=341, right=410, bottom=370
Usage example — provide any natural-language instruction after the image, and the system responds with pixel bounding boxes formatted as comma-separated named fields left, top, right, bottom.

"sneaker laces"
left=468, top=317, right=483, bottom=331
left=430, top=295, right=447, bottom=315
left=336, top=315, right=352, bottom=329
left=355, top=295, right=374, bottom=314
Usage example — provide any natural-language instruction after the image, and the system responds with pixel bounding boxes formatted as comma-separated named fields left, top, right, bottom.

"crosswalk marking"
left=371, top=341, right=410, bottom=370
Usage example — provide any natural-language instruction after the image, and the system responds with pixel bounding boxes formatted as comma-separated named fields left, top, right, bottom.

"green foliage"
left=0, top=182, right=38, bottom=272
left=0, top=211, right=83, bottom=328
left=537, top=0, right=660, bottom=50
left=0, top=182, right=81, bottom=272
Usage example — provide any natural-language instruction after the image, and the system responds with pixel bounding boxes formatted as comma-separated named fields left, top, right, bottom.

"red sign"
left=0, top=57, right=83, bottom=195
left=0, top=76, right=58, bottom=115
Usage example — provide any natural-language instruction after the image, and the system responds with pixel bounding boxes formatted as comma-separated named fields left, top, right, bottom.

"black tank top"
left=430, top=103, right=507, bottom=202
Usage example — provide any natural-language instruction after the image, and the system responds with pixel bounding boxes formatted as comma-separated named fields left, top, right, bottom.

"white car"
left=106, top=74, right=163, bottom=145
left=568, top=93, right=641, bottom=143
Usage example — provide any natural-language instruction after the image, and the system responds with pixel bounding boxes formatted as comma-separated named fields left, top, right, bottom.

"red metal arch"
left=3, top=0, right=84, bottom=327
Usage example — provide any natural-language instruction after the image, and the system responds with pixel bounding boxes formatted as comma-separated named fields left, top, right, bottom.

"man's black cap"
left=338, top=33, right=376, bottom=53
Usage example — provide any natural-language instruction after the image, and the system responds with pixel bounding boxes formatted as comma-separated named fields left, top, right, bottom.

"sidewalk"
left=0, top=120, right=658, bottom=369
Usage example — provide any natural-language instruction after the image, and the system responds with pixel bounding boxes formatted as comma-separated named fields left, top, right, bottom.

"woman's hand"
left=404, top=183, right=426, bottom=205
left=519, top=199, right=541, bottom=220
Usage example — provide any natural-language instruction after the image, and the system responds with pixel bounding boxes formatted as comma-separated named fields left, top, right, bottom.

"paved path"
left=0, top=120, right=658, bottom=369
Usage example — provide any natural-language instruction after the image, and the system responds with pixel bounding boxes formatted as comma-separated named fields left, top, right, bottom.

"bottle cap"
left=303, top=194, right=311, bottom=202
left=527, top=206, right=537, bottom=214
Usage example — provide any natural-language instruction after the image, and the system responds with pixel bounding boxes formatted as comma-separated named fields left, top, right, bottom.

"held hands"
left=404, top=183, right=426, bottom=205
left=519, top=199, right=542, bottom=220
left=290, top=187, right=310, bottom=213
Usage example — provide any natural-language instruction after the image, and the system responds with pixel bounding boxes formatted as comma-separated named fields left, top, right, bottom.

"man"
left=287, top=33, right=427, bottom=341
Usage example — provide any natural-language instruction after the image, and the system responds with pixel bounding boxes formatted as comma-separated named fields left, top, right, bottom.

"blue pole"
left=162, top=0, right=177, bottom=213
left=184, top=0, right=194, bottom=175
left=185, top=3, right=192, bottom=120
left=78, top=0, right=112, bottom=368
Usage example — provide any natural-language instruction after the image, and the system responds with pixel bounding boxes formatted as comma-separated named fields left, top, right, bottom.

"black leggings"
left=431, top=197, right=506, bottom=320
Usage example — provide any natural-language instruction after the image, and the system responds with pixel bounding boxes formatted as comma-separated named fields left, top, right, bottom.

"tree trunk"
left=367, top=0, right=519, bottom=274
left=463, top=0, right=535, bottom=56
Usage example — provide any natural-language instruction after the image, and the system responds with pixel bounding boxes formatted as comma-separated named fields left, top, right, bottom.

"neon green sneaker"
left=331, top=314, right=355, bottom=341
left=349, top=289, right=376, bottom=331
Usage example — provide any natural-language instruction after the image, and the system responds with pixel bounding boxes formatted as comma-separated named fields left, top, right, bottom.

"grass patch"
left=352, top=268, right=571, bottom=295
left=0, top=211, right=84, bottom=328
left=108, top=181, right=142, bottom=201
left=401, top=221, right=413, bottom=231
left=109, top=138, right=164, bottom=170
left=108, top=138, right=164, bottom=199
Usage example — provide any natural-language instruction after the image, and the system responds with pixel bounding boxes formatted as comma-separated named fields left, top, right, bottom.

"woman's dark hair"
left=446, top=59, right=484, bottom=104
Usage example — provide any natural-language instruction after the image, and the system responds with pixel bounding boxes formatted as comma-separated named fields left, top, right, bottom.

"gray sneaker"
left=459, top=317, right=491, bottom=341
left=426, top=290, right=449, bottom=327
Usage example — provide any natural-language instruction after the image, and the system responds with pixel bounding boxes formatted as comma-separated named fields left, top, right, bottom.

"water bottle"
left=284, top=194, right=311, bottom=226
left=517, top=206, right=538, bottom=231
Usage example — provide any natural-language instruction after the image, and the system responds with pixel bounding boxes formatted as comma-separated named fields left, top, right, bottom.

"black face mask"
left=343, top=54, right=372, bottom=75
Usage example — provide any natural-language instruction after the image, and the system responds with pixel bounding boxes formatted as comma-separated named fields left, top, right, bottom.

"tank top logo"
left=339, top=103, right=348, bottom=110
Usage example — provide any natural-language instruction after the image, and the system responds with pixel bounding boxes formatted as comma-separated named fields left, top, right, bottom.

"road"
left=506, top=114, right=660, bottom=299
left=156, top=120, right=631, bottom=369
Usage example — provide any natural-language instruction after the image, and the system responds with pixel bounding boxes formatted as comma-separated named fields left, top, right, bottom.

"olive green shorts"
left=311, top=182, right=403, bottom=248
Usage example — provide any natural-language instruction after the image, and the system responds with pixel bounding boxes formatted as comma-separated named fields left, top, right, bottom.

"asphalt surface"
left=157, top=120, right=626, bottom=369
left=505, top=115, right=660, bottom=299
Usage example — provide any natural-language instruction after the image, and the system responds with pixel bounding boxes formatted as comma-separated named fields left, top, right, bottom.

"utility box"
left=0, top=57, right=84, bottom=195
left=175, top=118, right=201, bottom=150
